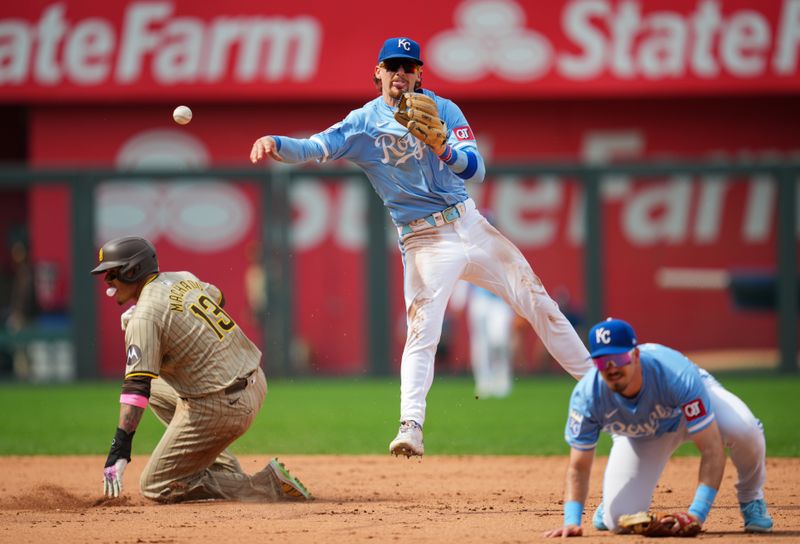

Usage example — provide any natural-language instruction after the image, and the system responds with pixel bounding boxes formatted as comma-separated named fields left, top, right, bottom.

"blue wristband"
left=438, top=145, right=453, bottom=162
left=564, top=500, right=584, bottom=527
left=688, top=484, right=717, bottom=522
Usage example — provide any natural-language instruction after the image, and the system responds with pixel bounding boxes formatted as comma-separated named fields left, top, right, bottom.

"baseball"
left=173, top=105, right=192, bottom=125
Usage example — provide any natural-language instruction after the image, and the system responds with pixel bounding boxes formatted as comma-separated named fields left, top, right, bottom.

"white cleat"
left=389, top=420, right=424, bottom=457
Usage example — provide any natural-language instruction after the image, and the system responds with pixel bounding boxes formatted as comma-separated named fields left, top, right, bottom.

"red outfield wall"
left=4, top=0, right=797, bottom=375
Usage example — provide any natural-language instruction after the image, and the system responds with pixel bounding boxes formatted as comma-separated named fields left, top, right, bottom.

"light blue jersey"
left=565, top=343, right=715, bottom=450
left=271, top=89, right=485, bottom=225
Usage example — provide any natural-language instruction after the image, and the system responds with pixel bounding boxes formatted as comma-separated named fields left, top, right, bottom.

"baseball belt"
left=224, top=370, right=256, bottom=395
left=399, top=200, right=468, bottom=236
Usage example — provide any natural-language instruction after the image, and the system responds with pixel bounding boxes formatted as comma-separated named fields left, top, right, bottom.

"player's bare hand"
left=250, top=136, right=284, bottom=164
left=103, top=458, right=128, bottom=498
left=542, top=525, right=583, bottom=538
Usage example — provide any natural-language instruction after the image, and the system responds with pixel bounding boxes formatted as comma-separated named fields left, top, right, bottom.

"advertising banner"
left=3, top=0, right=800, bottom=102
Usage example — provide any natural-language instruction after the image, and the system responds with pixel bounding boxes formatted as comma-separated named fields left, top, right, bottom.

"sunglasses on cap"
left=593, top=351, right=633, bottom=372
left=381, top=59, right=420, bottom=73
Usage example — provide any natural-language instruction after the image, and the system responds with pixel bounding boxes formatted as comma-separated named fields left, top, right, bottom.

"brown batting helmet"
left=90, top=236, right=159, bottom=283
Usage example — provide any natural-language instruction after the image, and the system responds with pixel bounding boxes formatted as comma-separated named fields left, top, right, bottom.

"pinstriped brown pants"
left=141, top=368, right=281, bottom=502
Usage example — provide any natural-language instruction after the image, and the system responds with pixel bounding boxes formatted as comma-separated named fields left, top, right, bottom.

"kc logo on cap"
left=588, top=318, right=637, bottom=358
left=595, top=327, right=612, bottom=345
left=378, top=36, right=424, bottom=65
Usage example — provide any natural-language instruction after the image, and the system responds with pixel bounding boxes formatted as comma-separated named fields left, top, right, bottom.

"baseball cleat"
left=267, top=458, right=312, bottom=500
left=740, top=498, right=773, bottom=533
left=389, top=420, right=424, bottom=457
left=592, top=502, right=608, bottom=531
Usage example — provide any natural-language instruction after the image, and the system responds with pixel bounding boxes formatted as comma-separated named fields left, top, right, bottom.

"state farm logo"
left=0, top=2, right=321, bottom=86
left=428, top=0, right=552, bottom=82
left=428, top=0, right=800, bottom=82
left=2, top=0, right=799, bottom=89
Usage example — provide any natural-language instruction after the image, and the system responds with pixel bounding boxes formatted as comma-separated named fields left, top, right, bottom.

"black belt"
left=224, top=370, right=255, bottom=395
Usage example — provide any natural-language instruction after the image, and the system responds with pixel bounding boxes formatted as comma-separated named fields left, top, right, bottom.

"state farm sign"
left=0, top=3, right=320, bottom=86
left=1, top=0, right=798, bottom=101
left=430, top=0, right=800, bottom=82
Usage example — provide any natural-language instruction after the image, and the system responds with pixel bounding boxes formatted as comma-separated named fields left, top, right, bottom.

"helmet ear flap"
left=121, top=264, right=141, bottom=282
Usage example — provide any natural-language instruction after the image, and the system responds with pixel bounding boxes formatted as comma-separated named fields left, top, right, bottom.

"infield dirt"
left=0, top=455, right=797, bottom=543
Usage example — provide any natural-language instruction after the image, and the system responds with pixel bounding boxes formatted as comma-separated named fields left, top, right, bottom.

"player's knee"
left=722, top=418, right=766, bottom=450
left=140, top=477, right=188, bottom=503
left=139, top=468, right=168, bottom=500
left=139, top=472, right=156, bottom=497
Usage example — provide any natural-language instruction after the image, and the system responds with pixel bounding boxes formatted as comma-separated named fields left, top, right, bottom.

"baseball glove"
left=394, top=93, right=448, bottom=153
left=618, top=511, right=702, bottom=538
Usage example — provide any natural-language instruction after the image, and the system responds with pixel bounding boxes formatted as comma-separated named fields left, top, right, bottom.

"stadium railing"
left=0, top=161, right=796, bottom=378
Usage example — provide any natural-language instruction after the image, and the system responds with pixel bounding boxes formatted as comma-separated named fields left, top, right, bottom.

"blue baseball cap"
left=378, top=37, right=423, bottom=65
left=588, top=318, right=637, bottom=358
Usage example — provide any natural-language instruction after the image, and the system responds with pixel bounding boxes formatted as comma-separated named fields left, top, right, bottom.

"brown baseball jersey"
left=121, top=271, right=285, bottom=503
left=123, top=271, right=261, bottom=397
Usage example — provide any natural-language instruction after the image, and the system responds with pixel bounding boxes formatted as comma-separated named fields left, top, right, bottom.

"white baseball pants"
left=599, top=372, right=768, bottom=531
left=397, top=199, right=592, bottom=425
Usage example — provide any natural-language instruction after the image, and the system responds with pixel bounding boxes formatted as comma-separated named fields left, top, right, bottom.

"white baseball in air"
left=173, top=105, right=193, bottom=125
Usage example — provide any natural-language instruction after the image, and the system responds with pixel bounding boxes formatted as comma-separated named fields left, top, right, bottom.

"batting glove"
left=103, top=458, right=128, bottom=498
left=120, top=305, right=136, bottom=331
left=103, top=427, right=134, bottom=498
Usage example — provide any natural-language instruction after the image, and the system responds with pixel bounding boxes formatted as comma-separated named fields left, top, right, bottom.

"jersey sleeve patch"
left=453, top=126, right=474, bottom=141
left=568, top=409, right=583, bottom=438
left=681, top=398, right=707, bottom=421
left=126, top=345, right=142, bottom=366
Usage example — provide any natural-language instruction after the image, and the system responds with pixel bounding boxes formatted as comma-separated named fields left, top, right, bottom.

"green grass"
left=0, top=374, right=798, bottom=456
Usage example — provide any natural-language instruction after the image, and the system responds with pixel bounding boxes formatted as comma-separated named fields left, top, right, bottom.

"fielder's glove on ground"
left=618, top=511, right=702, bottom=537
left=394, top=93, right=447, bottom=154
left=103, top=428, right=134, bottom=498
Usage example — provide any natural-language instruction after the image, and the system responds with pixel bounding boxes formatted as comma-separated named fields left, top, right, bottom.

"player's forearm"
left=694, top=422, right=725, bottom=490
left=697, top=448, right=725, bottom=490
left=117, top=403, right=145, bottom=434
left=563, top=466, right=591, bottom=528
left=565, top=462, right=592, bottom=504
left=688, top=422, right=725, bottom=521
left=272, top=136, right=326, bottom=163
left=690, top=455, right=722, bottom=523
left=562, top=448, right=594, bottom=526
left=437, top=146, right=485, bottom=183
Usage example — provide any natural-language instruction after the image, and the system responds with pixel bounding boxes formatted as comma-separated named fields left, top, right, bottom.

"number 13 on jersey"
left=190, top=295, right=237, bottom=340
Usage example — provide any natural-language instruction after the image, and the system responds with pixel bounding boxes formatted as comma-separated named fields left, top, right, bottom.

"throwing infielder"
left=543, top=318, right=773, bottom=537
left=250, top=36, right=591, bottom=457
left=92, top=236, right=310, bottom=502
